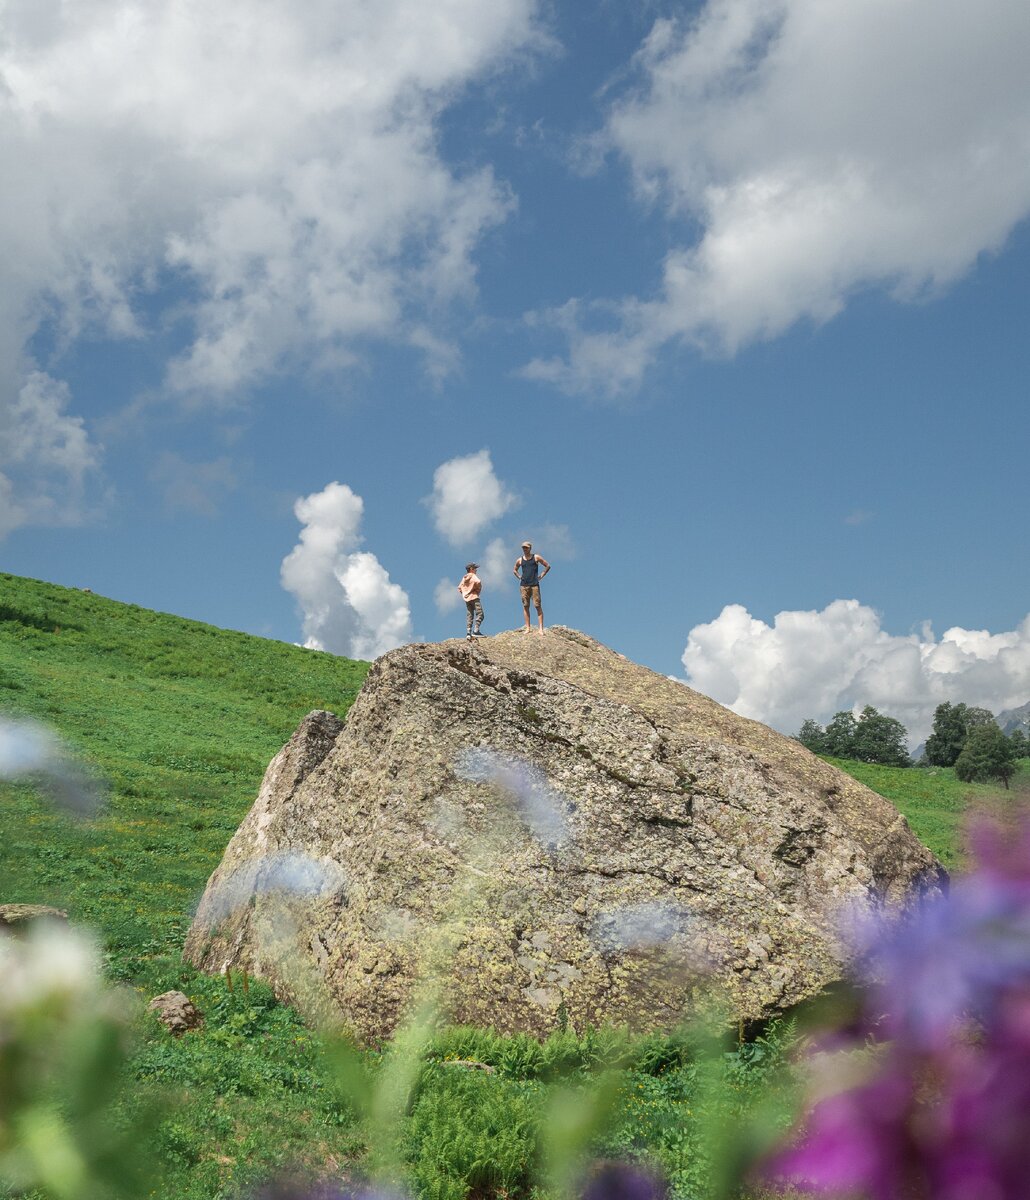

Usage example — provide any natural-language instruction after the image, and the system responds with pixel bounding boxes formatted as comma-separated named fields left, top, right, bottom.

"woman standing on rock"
left=458, top=562, right=485, bottom=641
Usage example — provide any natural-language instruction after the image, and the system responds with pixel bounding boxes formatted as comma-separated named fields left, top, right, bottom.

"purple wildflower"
left=581, top=1161, right=667, bottom=1200
left=767, top=817, right=1030, bottom=1199
left=767, top=1066, right=924, bottom=1198
left=847, top=821, right=1030, bottom=1051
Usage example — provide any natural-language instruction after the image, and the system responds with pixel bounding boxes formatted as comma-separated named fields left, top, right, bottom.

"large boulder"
left=185, top=628, right=944, bottom=1041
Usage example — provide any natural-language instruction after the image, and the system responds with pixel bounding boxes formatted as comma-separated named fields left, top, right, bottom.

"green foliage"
left=0, top=572, right=367, bottom=980
left=822, top=711, right=858, bottom=758
left=721, top=1017, right=798, bottom=1088
left=425, top=1025, right=685, bottom=1082
left=800, top=706, right=910, bottom=766
left=0, top=573, right=368, bottom=1197
left=1009, top=728, right=1028, bottom=758
left=925, top=701, right=997, bottom=767
left=408, top=1018, right=800, bottom=1200
left=851, top=705, right=910, bottom=767
left=405, top=1069, right=544, bottom=1200
left=794, top=720, right=826, bottom=753
left=0, top=927, right=160, bottom=1200
left=827, top=757, right=1030, bottom=870
left=955, top=723, right=1017, bottom=788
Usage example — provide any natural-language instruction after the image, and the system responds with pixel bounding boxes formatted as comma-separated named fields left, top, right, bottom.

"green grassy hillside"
left=0, top=572, right=369, bottom=976
left=0, top=574, right=375, bottom=1193
left=1, top=572, right=1021, bottom=1198
left=828, top=756, right=1029, bottom=872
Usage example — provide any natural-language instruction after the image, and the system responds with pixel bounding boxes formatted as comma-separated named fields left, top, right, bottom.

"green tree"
left=964, top=706, right=997, bottom=732
left=954, top=723, right=1017, bottom=788
left=1011, top=728, right=1028, bottom=759
left=796, top=719, right=826, bottom=753
left=925, top=702, right=969, bottom=766
left=852, top=705, right=911, bottom=767
left=823, top=711, right=858, bottom=758
left=924, top=703, right=996, bottom=767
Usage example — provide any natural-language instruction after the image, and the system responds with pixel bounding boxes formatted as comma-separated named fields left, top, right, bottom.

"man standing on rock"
left=513, top=540, right=550, bottom=634
left=458, top=562, right=484, bottom=641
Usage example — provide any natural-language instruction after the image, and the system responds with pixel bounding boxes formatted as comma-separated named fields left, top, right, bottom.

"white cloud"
left=681, top=599, right=1030, bottom=745
left=150, top=453, right=237, bottom=517
left=434, top=577, right=463, bottom=615
left=518, top=522, right=577, bottom=560
left=0, top=371, right=105, bottom=538
left=528, top=0, right=1030, bottom=394
left=280, top=481, right=412, bottom=660
left=478, top=536, right=515, bottom=591
left=0, top=0, right=542, bottom=407
left=427, top=449, right=517, bottom=545
left=478, top=527, right=574, bottom=591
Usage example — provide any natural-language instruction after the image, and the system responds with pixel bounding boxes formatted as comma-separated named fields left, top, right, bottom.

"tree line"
left=795, top=700, right=1027, bottom=787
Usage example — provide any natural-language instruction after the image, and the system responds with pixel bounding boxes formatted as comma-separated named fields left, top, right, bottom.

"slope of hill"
left=0, top=572, right=368, bottom=975
left=824, top=756, right=1030, bottom=871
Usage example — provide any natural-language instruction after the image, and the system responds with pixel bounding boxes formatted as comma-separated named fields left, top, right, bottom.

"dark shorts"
left=520, top=584, right=541, bottom=608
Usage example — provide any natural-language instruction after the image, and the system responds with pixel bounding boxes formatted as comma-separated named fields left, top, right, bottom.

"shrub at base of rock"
left=184, top=628, right=945, bottom=1041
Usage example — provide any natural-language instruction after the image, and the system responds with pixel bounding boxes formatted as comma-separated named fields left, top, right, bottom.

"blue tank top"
left=519, top=555, right=539, bottom=586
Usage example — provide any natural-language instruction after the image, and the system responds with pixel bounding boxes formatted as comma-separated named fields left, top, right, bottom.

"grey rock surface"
left=185, top=628, right=945, bottom=1041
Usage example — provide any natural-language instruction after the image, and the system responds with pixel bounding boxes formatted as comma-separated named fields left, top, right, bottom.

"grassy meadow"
left=0, top=571, right=1024, bottom=1199
left=825, top=756, right=1029, bottom=872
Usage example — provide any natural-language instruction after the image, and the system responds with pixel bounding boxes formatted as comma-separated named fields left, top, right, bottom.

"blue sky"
left=2, top=0, right=1028, bottom=743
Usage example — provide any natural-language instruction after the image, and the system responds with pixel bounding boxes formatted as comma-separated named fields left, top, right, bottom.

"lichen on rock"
left=184, top=627, right=944, bottom=1041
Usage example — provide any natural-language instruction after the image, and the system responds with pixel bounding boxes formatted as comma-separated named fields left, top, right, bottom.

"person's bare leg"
left=537, top=604, right=544, bottom=634
left=522, top=603, right=531, bottom=632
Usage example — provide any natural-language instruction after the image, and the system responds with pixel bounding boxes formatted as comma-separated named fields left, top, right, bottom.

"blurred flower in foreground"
left=590, top=901, right=698, bottom=953
left=192, top=852, right=350, bottom=1025
left=249, top=1183, right=407, bottom=1200
left=0, top=716, right=103, bottom=815
left=197, top=851, right=348, bottom=926
left=454, top=747, right=568, bottom=849
left=0, top=923, right=150, bottom=1200
left=581, top=1161, right=667, bottom=1200
left=766, top=818, right=1030, bottom=1199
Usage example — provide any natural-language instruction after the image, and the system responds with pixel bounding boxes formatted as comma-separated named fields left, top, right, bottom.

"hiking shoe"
left=466, top=634, right=473, bottom=641
left=472, top=630, right=486, bottom=637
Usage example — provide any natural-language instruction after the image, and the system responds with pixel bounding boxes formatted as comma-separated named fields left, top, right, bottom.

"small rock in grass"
left=0, top=903, right=69, bottom=930
left=148, top=990, right=203, bottom=1036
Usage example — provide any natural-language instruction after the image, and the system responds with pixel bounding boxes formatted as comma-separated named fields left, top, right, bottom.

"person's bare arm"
left=537, top=555, right=551, bottom=577
left=513, top=559, right=521, bottom=579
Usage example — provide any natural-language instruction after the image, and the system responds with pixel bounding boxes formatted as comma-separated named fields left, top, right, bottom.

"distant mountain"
left=997, top=700, right=1030, bottom=736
